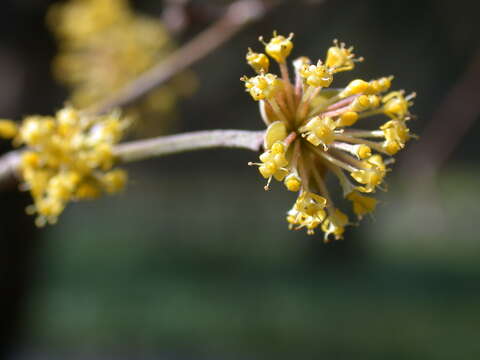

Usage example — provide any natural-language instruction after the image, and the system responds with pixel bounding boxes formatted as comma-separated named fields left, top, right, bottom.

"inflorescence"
left=48, top=0, right=172, bottom=108
left=47, top=0, right=196, bottom=136
left=242, top=32, right=416, bottom=241
left=1, top=108, right=128, bottom=226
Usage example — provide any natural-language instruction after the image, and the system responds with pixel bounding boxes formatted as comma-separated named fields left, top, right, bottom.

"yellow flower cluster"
left=2, top=107, right=128, bottom=226
left=47, top=0, right=196, bottom=135
left=242, top=32, right=416, bottom=241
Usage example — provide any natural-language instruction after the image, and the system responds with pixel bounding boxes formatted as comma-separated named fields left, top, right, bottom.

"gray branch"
left=114, top=130, right=265, bottom=163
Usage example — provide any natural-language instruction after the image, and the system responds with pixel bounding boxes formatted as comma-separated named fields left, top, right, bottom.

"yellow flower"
left=380, top=119, right=411, bottom=155
left=241, top=73, right=282, bottom=101
left=347, top=191, right=377, bottom=220
left=284, top=173, right=301, bottom=192
left=382, top=90, right=416, bottom=119
left=300, top=116, right=337, bottom=149
left=300, top=61, right=333, bottom=88
left=337, top=111, right=359, bottom=127
left=369, top=76, right=393, bottom=94
left=260, top=31, right=294, bottom=63
left=350, top=155, right=387, bottom=193
left=321, top=209, right=349, bottom=241
left=242, top=33, right=416, bottom=240
left=325, top=39, right=363, bottom=73
left=287, top=191, right=327, bottom=235
left=246, top=48, right=270, bottom=73
left=249, top=139, right=289, bottom=189
left=101, top=169, right=128, bottom=193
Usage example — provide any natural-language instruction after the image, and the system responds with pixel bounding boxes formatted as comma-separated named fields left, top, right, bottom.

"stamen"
left=266, top=98, right=289, bottom=123
left=296, top=152, right=310, bottom=191
left=357, top=108, right=383, bottom=119
left=325, top=95, right=358, bottom=111
left=258, top=100, right=271, bottom=126
left=321, top=158, right=356, bottom=197
left=334, top=134, right=390, bottom=155
left=311, top=162, right=334, bottom=212
left=274, top=91, right=293, bottom=120
left=342, top=129, right=384, bottom=138
left=309, top=145, right=358, bottom=173
left=279, top=62, right=296, bottom=113
left=330, top=141, right=371, bottom=159
left=264, top=176, right=272, bottom=191
left=318, top=104, right=353, bottom=119
left=284, top=131, right=297, bottom=147
left=293, top=57, right=311, bottom=100
left=330, top=149, right=366, bottom=169
left=296, top=85, right=318, bottom=121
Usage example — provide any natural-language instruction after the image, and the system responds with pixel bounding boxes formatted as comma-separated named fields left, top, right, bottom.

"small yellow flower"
left=321, top=209, right=349, bottom=241
left=369, top=76, right=393, bottom=94
left=241, top=73, right=282, bottom=101
left=325, top=39, right=363, bottom=73
left=354, top=144, right=372, bottom=159
left=255, top=142, right=288, bottom=180
left=47, top=171, right=81, bottom=201
left=101, top=169, right=127, bottom=194
left=339, top=79, right=372, bottom=98
left=347, top=191, right=377, bottom=220
left=300, top=116, right=337, bottom=149
left=34, top=198, right=65, bottom=226
left=350, top=155, right=387, bottom=193
left=0, top=119, right=18, bottom=138
left=246, top=48, right=270, bottom=73
left=17, top=116, right=56, bottom=146
left=287, top=191, right=327, bottom=235
left=300, top=61, right=333, bottom=88
left=260, top=31, right=294, bottom=63
left=350, top=95, right=378, bottom=112
left=337, top=111, right=358, bottom=127
left=380, top=119, right=410, bottom=155
left=382, top=90, right=416, bottom=119
left=284, top=173, right=301, bottom=192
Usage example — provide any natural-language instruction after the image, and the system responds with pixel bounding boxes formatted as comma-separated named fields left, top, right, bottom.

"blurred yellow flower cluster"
left=48, top=0, right=195, bottom=134
left=2, top=108, right=128, bottom=226
left=243, top=32, right=415, bottom=241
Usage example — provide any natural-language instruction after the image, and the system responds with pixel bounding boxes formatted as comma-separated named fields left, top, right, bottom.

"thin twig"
left=0, top=130, right=265, bottom=187
left=114, top=129, right=264, bottom=163
left=85, top=0, right=271, bottom=115
left=161, top=0, right=189, bottom=34
left=0, top=150, right=21, bottom=186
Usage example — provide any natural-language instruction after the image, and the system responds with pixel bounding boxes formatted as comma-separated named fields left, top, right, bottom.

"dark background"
left=1, top=0, right=480, bottom=359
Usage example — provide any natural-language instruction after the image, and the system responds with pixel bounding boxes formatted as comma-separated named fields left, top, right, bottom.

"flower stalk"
left=114, top=130, right=265, bottom=163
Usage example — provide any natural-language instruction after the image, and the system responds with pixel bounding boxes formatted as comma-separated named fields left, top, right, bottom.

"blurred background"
left=1, top=0, right=480, bottom=359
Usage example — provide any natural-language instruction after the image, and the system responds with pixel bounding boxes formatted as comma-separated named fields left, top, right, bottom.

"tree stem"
left=114, top=129, right=265, bottom=163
